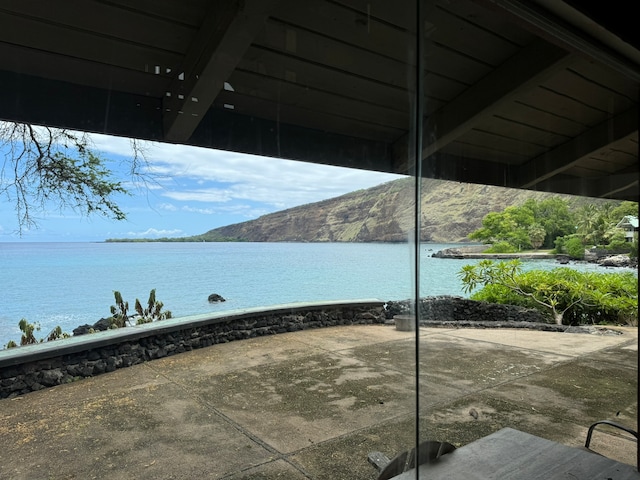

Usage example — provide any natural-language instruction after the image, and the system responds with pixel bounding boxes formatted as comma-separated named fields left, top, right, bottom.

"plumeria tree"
left=458, top=260, right=638, bottom=326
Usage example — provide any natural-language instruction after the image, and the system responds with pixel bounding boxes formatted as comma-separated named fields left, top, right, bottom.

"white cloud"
left=90, top=135, right=404, bottom=209
left=127, top=228, right=183, bottom=237
left=163, top=188, right=233, bottom=203
left=157, top=203, right=178, bottom=212
left=180, top=205, right=216, bottom=215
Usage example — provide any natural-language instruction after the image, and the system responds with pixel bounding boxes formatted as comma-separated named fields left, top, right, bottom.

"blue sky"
left=0, top=132, right=403, bottom=242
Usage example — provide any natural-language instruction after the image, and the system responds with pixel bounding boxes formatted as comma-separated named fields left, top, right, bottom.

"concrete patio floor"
left=0, top=325, right=637, bottom=479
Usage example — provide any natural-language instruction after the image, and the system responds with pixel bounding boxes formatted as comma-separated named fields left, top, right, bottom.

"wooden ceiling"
left=0, top=0, right=638, bottom=200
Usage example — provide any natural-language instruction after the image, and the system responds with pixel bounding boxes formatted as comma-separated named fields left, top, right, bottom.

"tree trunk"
left=553, top=310, right=563, bottom=325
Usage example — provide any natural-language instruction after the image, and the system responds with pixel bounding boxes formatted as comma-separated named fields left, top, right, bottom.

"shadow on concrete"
left=0, top=325, right=636, bottom=479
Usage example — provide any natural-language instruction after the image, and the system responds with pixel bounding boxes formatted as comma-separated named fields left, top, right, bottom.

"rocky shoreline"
left=433, top=245, right=637, bottom=268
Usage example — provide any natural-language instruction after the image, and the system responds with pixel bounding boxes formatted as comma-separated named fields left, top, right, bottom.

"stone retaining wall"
left=386, top=296, right=548, bottom=325
left=0, top=300, right=385, bottom=399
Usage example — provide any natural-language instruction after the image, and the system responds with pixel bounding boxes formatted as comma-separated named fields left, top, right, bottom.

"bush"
left=485, top=241, right=517, bottom=253
left=460, top=260, right=638, bottom=326
left=109, top=289, right=171, bottom=326
left=554, top=235, right=584, bottom=259
left=134, top=289, right=172, bottom=324
left=606, top=229, right=632, bottom=252
left=564, top=237, right=585, bottom=259
left=4, top=319, right=70, bottom=349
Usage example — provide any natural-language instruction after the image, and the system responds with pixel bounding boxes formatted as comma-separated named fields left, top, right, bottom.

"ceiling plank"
left=188, top=108, right=394, bottom=173
left=530, top=172, right=639, bottom=200
left=392, top=38, right=576, bottom=167
left=0, top=0, right=195, bottom=53
left=227, top=69, right=409, bottom=129
left=516, top=107, right=639, bottom=188
left=0, top=43, right=170, bottom=97
left=213, top=91, right=403, bottom=143
left=472, top=0, right=640, bottom=82
left=163, top=0, right=282, bottom=142
left=0, top=9, right=182, bottom=71
left=420, top=153, right=513, bottom=186
left=594, top=173, right=640, bottom=198
left=0, top=70, right=163, bottom=140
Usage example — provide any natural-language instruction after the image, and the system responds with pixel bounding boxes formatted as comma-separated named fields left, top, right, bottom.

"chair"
left=368, top=440, right=456, bottom=480
left=584, top=420, right=638, bottom=454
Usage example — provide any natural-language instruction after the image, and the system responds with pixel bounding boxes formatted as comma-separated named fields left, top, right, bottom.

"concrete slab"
left=418, top=334, right=572, bottom=391
left=0, top=325, right=636, bottom=479
left=225, top=459, right=310, bottom=479
left=292, top=325, right=421, bottom=351
left=588, top=342, right=639, bottom=369
left=191, top=350, right=416, bottom=453
left=0, top=373, right=275, bottom=479
left=443, top=327, right=636, bottom=356
left=489, top=359, right=637, bottom=424
left=149, top=332, right=328, bottom=381
left=289, top=414, right=417, bottom=480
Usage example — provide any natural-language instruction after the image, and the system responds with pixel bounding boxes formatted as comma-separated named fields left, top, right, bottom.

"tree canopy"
left=0, top=122, right=149, bottom=234
left=458, top=260, right=638, bottom=326
left=468, top=197, right=575, bottom=251
left=469, top=197, right=638, bottom=255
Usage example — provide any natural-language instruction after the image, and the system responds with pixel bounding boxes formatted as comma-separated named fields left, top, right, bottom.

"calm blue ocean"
left=0, top=242, right=626, bottom=347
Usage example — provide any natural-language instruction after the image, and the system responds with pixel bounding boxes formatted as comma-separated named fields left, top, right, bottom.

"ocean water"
left=0, top=242, right=628, bottom=347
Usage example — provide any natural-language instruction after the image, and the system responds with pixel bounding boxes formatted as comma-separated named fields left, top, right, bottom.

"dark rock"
left=40, top=369, right=64, bottom=387
left=73, top=324, right=93, bottom=336
left=74, top=317, right=113, bottom=336
left=92, top=317, right=113, bottom=331
left=208, top=293, right=226, bottom=303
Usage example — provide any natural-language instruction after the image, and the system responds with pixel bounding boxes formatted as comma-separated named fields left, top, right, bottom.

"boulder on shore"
left=598, top=254, right=633, bottom=267
left=208, top=293, right=226, bottom=303
left=73, top=317, right=113, bottom=336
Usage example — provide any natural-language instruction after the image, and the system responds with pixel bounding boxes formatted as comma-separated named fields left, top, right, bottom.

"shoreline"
left=431, top=245, right=555, bottom=260
left=433, top=252, right=556, bottom=260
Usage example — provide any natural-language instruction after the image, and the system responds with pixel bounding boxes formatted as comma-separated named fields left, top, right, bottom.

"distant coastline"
left=105, top=236, right=247, bottom=243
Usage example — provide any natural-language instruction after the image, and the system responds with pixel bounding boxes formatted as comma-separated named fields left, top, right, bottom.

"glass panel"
left=0, top=1, right=422, bottom=479
left=418, top=0, right=639, bottom=476
left=0, top=1, right=637, bottom=478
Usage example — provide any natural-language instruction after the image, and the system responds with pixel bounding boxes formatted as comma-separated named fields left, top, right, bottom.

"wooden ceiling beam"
left=187, top=108, right=394, bottom=174
left=163, top=0, right=281, bottom=143
left=473, top=0, right=640, bottom=82
left=392, top=38, right=575, bottom=170
left=421, top=152, right=514, bottom=187
left=526, top=172, right=639, bottom=199
left=516, top=107, right=639, bottom=189
left=595, top=174, right=640, bottom=199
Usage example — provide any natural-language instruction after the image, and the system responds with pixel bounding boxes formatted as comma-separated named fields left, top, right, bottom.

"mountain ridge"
left=130, top=178, right=612, bottom=244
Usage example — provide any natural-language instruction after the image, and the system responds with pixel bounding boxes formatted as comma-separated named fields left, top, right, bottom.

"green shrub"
left=134, top=289, right=172, bottom=324
left=18, top=319, right=40, bottom=345
left=109, top=290, right=130, bottom=328
left=485, top=241, right=517, bottom=253
left=109, top=289, right=171, bottom=326
left=564, top=237, right=585, bottom=259
left=3, top=319, right=70, bottom=349
left=460, top=260, right=638, bottom=325
left=605, top=229, right=632, bottom=252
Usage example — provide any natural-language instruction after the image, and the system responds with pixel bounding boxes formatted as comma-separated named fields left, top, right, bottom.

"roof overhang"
left=0, top=0, right=637, bottom=200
